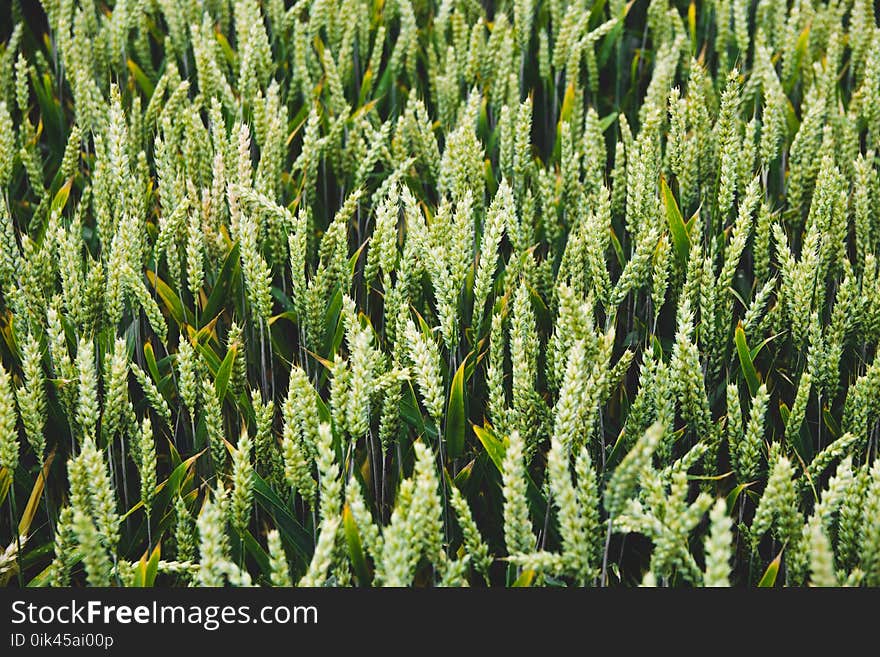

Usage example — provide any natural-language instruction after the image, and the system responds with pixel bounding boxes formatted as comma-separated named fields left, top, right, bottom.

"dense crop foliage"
left=0, top=0, right=879, bottom=588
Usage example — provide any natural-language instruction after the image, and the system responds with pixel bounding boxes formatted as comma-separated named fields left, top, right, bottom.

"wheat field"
left=0, top=0, right=878, bottom=588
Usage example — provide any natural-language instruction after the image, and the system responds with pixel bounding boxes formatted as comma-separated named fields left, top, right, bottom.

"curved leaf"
left=215, top=343, right=237, bottom=402
left=758, top=551, right=782, bottom=588
left=445, top=358, right=467, bottom=459
left=661, top=176, right=690, bottom=269
left=735, top=323, right=761, bottom=397
left=343, top=505, right=370, bottom=586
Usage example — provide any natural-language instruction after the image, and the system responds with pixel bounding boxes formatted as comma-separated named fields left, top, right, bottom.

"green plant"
left=0, top=0, right=878, bottom=588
